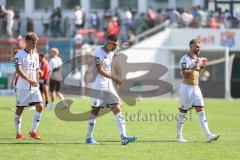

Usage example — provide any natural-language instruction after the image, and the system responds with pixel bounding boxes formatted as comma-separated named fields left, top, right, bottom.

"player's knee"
left=91, top=108, right=100, bottom=116
left=35, top=103, right=44, bottom=112
left=111, top=105, right=121, bottom=114
left=194, top=106, right=204, bottom=112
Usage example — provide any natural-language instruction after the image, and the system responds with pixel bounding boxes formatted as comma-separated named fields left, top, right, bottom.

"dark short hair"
left=39, top=52, right=45, bottom=58
left=25, top=32, right=38, bottom=41
left=107, top=34, right=118, bottom=41
left=189, top=39, right=200, bottom=47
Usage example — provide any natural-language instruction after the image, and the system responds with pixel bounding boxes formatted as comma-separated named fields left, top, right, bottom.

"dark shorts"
left=39, top=79, right=47, bottom=92
left=49, top=79, right=61, bottom=92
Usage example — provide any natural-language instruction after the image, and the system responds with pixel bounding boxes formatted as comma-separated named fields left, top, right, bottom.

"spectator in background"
left=197, top=5, right=208, bottom=28
left=41, top=8, right=50, bottom=36
left=63, top=16, right=71, bottom=37
left=14, top=9, right=21, bottom=36
left=124, top=7, right=133, bottom=33
left=48, top=48, right=65, bottom=109
left=224, top=9, right=231, bottom=28
left=146, top=6, right=155, bottom=28
left=107, top=17, right=119, bottom=36
left=168, top=8, right=180, bottom=28
left=90, top=11, right=99, bottom=30
left=216, top=8, right=223, bottom=28
left=155, top=9, right=165, bottom=25
left=74, top=5, right=84, bottom=34
left=55, top=7, right=62, bottom=37
left=0, top=5, right=6, bottom=36
left=5, top=6, right=14, bottom=37
left=50, top=8, right=62, bottom=37
left=26, top=17, right=34, bottom=32
left=50, top=8, right=57, bottom=37
left=181, top=10, right=193, bottom=27
left=139, top=13, right=147, bottom=33
left=209, top=14, right=217, bottom=29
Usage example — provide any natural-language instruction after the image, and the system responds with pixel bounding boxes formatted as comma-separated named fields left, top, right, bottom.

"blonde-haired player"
left=176, top=39, right=220, bottom=143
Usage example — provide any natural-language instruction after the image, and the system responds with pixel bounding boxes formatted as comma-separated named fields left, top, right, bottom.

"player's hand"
left=28, top=79, right=38, bottom=87
left=196, top=57, right=203, bottom=66
left=111, top=76, right=122, bottom=85
left=201, top=57, right=208, bottom=68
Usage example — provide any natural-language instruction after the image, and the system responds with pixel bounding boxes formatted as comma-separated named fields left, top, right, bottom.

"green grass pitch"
left=0, top=96, right=239, bottom=160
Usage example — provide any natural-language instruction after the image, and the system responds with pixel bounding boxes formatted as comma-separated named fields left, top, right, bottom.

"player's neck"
left=188, top=51, right=196, bottom=59
left=102, top=46, right=110, bottom=53
left=24, top=48, right=33, bottom=54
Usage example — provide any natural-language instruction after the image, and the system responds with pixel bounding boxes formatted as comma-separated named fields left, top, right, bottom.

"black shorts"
left=49, top=79, right=61, bottom=92
left=39, top=79, right=47, bottom=92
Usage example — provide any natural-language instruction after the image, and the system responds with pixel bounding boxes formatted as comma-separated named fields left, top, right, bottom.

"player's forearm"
left=36, top=69, right=39, bottom=83
left=16, top=68, right=31, bottom=82
left=98, top=69, right=112, bottom=79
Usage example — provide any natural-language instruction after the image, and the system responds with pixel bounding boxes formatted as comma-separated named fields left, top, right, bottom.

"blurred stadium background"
left=0, top=1, right=240, bottom=160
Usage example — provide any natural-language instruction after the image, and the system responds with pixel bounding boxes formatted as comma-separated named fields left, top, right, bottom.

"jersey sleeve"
left=179, top=57, right=189, bottom=71
left=14, top=52, right=23, bottom=66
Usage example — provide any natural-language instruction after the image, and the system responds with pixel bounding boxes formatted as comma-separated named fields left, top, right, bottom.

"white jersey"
left=14, top=49, right=39, bottom=90
left=48, top=56, right=62, bottom=72
left=179, top=54, right=198, bottom=71
left=92, top=46, right=114, bottom=88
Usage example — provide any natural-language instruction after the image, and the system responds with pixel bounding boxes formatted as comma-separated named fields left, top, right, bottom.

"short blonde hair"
left=50, top=48, right=59, bottom=56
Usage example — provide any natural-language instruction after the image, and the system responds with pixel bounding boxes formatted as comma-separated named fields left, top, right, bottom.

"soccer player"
left=47, top=48, right=64, bottom=109
left=85, top=34, right=137, bottom=145
left=39, top=52, right=49, bottom=107
left=176, top=39, right=220, bottom=143
left=14, top=32, right=44, bottom=140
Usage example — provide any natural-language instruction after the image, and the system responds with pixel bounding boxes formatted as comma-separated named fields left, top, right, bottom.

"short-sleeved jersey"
left=48, top=56, right=63, bottom=72
left=92, top=46, right=114, bottom=88
left=179, top=54, right=198, bottom=71
left=14, top=49, right=39, bottom=90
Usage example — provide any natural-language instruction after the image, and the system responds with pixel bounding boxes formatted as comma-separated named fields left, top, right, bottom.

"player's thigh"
left=107, top=85, right=120, bottom=105
left=192, top=86, right=204, bottom=107
left=91, top=89, right=106, bottom=108
left=16, top=89, right=31, bottom=107
left=31, top=89, right=43, bottom=104
left=179, top=84, right=194, bottom=110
